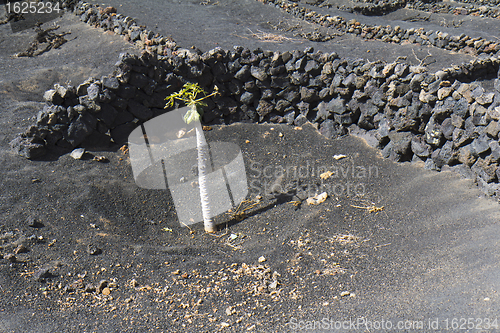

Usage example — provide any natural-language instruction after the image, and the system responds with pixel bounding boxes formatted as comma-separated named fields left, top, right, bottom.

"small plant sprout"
left=165, top=83, right=219, bottom=233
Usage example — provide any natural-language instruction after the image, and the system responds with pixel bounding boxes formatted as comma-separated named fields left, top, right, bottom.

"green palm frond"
left=165, top=83, right=219, bottom=124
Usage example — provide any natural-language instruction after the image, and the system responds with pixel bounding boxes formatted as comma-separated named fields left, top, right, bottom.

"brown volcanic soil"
left=1, top=2, right=500, bottom=333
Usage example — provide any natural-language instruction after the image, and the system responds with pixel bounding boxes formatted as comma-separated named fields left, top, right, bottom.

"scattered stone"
left=84, top=284, right=96, bottom=293
left=14, top=244, right=28, bottom=254
left=3, top=254, right=17, bottom=263
left=98, top=280, right=109, bottom=293
left=87, top=244, right=102, bottom=255
left=27, top=216, right=44, bottom=228
left=33, top=268, right=52, bottom=281
left=129, top=279, right=139, bottom=288
left=93, top=156, right=108, bottom=162
left=70, top=148, right=86, bottom=160
left=306, top=192, right=328, bottom=205
left=9, top=136, right=46, bottom=160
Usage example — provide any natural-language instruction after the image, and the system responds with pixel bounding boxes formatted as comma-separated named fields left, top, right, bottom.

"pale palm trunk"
left=195, top=124, right=215, bottom=233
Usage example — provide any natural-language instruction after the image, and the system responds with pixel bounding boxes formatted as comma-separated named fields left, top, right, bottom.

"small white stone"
left=70, top=148, right=85, bottom=160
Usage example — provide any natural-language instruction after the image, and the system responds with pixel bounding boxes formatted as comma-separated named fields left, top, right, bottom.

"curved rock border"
left=259, top=0, right=500, bottom=56
left=9, top=0, right=500, bottom=199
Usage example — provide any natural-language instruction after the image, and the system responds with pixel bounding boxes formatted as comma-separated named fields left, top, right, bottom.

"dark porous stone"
left=271, top=76, right=290, bottom=89
left=308, top=78, right=322, bottom=89
left=315, top=101, right=330, bottom=121
left=55, top=84, right=75, bottom=99
left=290, top=72, right=309, bottom=86
left=297, top=101, right=310, bottom=116
left=97, top=104, right=118, bottom=126
left=452, top=128, right=471, bottom=148
left=43, top=89, right=64, bottom=105
left=81, top=131, right=112, bottom=148
left=96, top=121, right=108, bottom=134
left=250, top=66, right=268, bottom=81
left=328, top=97, right=347, bottom=115
left=244, top=80, right=257, bottom=92
left=215, top=97, right=238, bottom=116
left=485, top=120, right=500, bottom=138
left=227, top=80, right=243, bottom=95
left=411, top=135, right=431, bottom=157
left=377, top=118, right=391, bottom=139
left=452, top=98, right=469, bottom=118
left=65, top=115, right=94, bottom=147
left=261, top=89, right=274, bottom=100
left=319, top=119, right=346, bottom=139
left=471, top=134, right=491, bottom=155
left=283, top=109, right=297, bottom=125
left=256, top=100, right=274, bottom=120
left=10, top=136, right=46, bottom=159
left=300, top=87, right=318, bottom=103
left=342, top=73, right=356, bottom=88
left=409, top=73, right=424, bottom=92
left=77, top=81, right=91, bottom=96
left=472, top=158, right=497, bottom=183
left=111, top=122, right=137, bottom=143
left=98, top=89, right=115, bottom=103
left=295, top=57, right=307, bottom=71
left=432, top=141, right=456, bottom=167
left=112, top=110, right=135, bottom=127
left=78, top=96, right=101, bottom=113
left=211, top=61, right=227, bottom=77
left=450, top=114, right=464, bottom=129
left=357, top=101, right=379, bottom=130
left=279, top=87, right=300, bottom=103
left=441, top=118, right=454, bottom=140
left=489, top=141, right=500, bottom=161
left=294, top=114, right=308, bottom=127
left=87, top=83, right=100, bottom=101
left=334, top=113, right=354, bottom=126
left=477, top=177, right=498, bottom=197
left=471, top=104, right=489, bottom=126
left=129, top=72, right=152, bottom=89
left=432, top=97, right=456, bottom=120
left=240, top=91, right=256, bottom=105
left=393, top=107, right=418, bottom=132
left=127, top=100, right=153, bottom=120
left=117, top=84, right=137, bottom=99
left=275, top=100, right=291, bottom=114
left=234, top=65, right=251, bottom=81
left=111, top=97, right=128, bottom=111
left=385, top=132, right=413, bottom=161
left=424, top=158, right=440, bottom=171
left=304, top=60, right=320, bottom=74
left=458, top=144, right=477, bottom=167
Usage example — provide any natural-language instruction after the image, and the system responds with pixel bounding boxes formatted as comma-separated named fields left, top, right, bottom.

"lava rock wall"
left=9, top=0, right=500, bottom=198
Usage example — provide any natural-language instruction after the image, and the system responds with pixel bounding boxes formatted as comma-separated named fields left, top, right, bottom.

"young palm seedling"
left=165, top=83, right=219, bottom=233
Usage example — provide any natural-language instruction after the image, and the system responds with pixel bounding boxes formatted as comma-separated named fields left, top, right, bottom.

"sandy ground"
left=1, top=1, right=500, bottom=332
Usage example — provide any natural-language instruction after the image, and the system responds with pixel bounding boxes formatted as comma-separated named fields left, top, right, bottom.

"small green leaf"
left=183, top=107, right=200, bottom=124
left=165, top=83, right=218, bottom=124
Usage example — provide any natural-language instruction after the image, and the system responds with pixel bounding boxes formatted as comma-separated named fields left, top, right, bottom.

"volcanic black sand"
left=1, top=1, right=500, bottom=332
